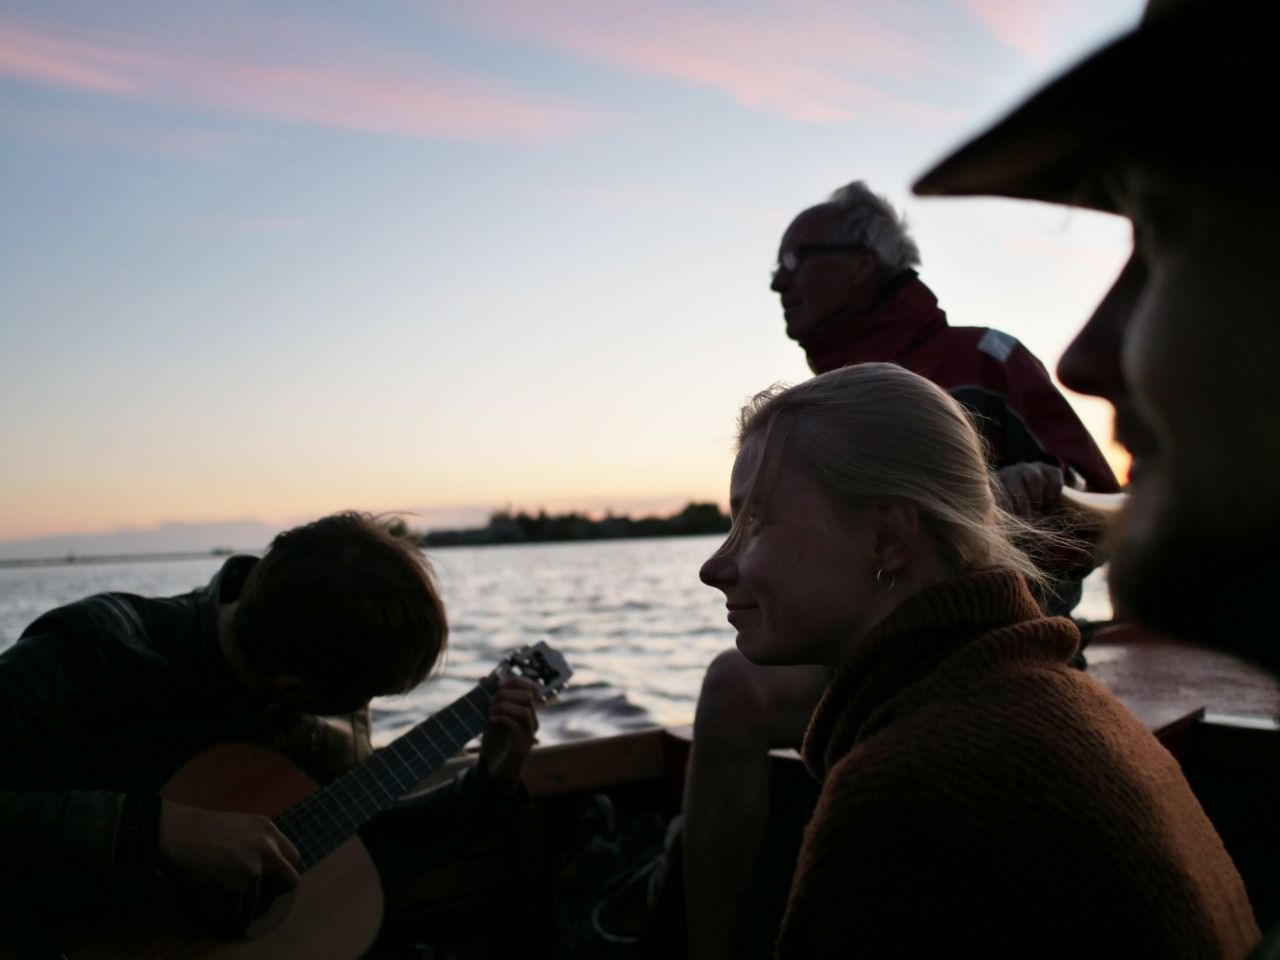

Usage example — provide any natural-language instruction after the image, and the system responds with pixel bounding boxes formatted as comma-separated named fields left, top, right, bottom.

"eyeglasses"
left=773, top=243, right=863, bottom=275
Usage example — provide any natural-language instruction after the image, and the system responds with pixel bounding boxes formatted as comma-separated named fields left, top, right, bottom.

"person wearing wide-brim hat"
left=914, top=0, right=1271, bottom=211
left=915, top=0, right=1280, bottom=955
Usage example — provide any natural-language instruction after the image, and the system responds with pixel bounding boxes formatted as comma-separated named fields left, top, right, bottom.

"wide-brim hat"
left=912, top=0, right=1269, bottom=213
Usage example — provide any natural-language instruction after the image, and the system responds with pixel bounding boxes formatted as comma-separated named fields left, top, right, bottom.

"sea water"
left=0, top=535, right=1113, bottom=745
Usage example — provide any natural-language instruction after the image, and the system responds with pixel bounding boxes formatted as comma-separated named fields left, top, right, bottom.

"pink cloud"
left=955, top=0, right=1114, bottom=60
left=444, top=0, right=968, bottom=127
left=957, top=0, right=1052, bottom=57
left=0, top=22, right=142, bottom=94
left=176, top=61, right=590, bottom=141
left=0, top=15, right=597, bottom=143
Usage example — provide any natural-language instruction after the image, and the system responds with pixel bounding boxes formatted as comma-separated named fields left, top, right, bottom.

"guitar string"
left=278, top=685, right=492, bottom=868
left=279, top=709, right=465, bottom=863
left=289, top=718, right=477, bottom=866
left=284, top=694, right=483, bottom=864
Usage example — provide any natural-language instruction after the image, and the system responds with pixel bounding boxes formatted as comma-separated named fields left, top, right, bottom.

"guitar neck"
left=276, top=679, right=496, bottom=871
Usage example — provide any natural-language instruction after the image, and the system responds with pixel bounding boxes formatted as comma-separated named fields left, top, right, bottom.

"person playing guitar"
left=0, top=511, right=551, bottom=957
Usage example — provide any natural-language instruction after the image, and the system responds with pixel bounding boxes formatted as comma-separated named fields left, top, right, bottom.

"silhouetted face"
left=770, top=204, right=876, bottom=341
left=699, top=434, right=881, bottom=666
left=1058, top=161, right=1280, bottom=671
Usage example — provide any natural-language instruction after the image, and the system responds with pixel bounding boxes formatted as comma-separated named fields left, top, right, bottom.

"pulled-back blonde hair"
left=731, top=363, right=1049, bottom=589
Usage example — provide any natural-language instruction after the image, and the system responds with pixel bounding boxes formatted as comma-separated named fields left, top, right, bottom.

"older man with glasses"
left=768, top=181, right=1117, bottom=514
left=681, top=180, right=1120, bottom=960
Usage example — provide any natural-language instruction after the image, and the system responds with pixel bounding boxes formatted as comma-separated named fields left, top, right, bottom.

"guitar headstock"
left=499, top=641, right=573, bottom=702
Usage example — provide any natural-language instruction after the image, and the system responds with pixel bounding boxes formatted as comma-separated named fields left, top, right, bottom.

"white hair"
left=826, top=181, right=921, bottom=273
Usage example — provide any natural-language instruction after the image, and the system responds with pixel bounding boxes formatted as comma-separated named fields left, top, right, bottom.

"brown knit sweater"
left=776, top=569, right=1259, bottom=959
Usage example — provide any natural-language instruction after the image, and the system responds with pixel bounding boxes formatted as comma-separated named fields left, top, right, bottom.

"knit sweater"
left=776, top=569, right=1259, bottom=959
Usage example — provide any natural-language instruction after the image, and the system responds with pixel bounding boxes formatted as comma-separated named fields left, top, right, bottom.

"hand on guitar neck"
left=480, top=675, right=542, bottom=794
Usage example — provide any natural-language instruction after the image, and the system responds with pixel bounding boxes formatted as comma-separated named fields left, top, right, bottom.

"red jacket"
left=798, top=272, right=1119, bottom=493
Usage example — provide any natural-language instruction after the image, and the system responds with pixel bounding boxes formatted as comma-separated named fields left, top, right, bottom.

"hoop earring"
left=876, top=568, right=896, bottom=592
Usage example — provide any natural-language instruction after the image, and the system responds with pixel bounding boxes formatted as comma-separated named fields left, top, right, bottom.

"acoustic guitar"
left=60, top=641, right=572, bottom=959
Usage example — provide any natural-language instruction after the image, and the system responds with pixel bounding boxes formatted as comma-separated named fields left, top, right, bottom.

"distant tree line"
left=418, top=502, right=729, bottom=547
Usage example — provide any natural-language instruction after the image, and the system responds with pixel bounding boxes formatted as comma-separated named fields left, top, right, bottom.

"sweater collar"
left=797, top=271, right=948, bottom=375
left=801, top=568, right=1079, bottom=778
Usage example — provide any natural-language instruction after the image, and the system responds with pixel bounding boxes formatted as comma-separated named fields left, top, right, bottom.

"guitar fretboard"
left=276, top=680, right=495, bottom=871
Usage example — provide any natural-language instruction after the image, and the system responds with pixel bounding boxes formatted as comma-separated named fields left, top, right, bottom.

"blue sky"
left=1, top=1, right=1140, bottom=544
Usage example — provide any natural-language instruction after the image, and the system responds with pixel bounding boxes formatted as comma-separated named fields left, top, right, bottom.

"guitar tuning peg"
left=539, top=679, right=569, bottom=705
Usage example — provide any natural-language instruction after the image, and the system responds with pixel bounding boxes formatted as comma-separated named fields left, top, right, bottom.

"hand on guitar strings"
left=480, top=676, right=541, bottom=794
left=157, top=800, right=301, bottom=935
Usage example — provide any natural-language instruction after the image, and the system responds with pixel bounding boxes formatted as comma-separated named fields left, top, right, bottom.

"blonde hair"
left=730, top=363, right=1050, bottom=590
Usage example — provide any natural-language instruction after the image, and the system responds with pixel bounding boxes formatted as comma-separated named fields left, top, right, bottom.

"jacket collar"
left=797, top=271, right=948, bottom=374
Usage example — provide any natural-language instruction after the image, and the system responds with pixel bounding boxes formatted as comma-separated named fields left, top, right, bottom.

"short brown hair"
left=233, top=512, right=446, bottom=701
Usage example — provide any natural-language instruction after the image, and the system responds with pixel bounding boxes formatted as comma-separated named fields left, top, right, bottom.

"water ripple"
left=0, top=537, right=1115, bottom=745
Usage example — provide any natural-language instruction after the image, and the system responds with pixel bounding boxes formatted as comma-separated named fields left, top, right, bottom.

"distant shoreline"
left=421, top=527, right=726, bottom=549
left=0, top=527, right=731, bottom=570
left=0, top=549, right=241, bottom=571
left=418, top=501, right=729, bottom=548
left=0, top=503, right=732, bottom=569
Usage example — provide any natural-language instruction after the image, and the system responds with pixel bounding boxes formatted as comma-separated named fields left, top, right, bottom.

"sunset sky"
left=1, top=1, right=1140, bottom=547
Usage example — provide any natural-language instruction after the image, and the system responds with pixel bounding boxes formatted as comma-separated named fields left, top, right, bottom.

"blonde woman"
left=699, top=363, right=1257, bottom=959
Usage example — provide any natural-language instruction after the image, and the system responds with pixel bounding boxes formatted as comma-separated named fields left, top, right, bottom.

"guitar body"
left=63, top=744, right=383, bottom=960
